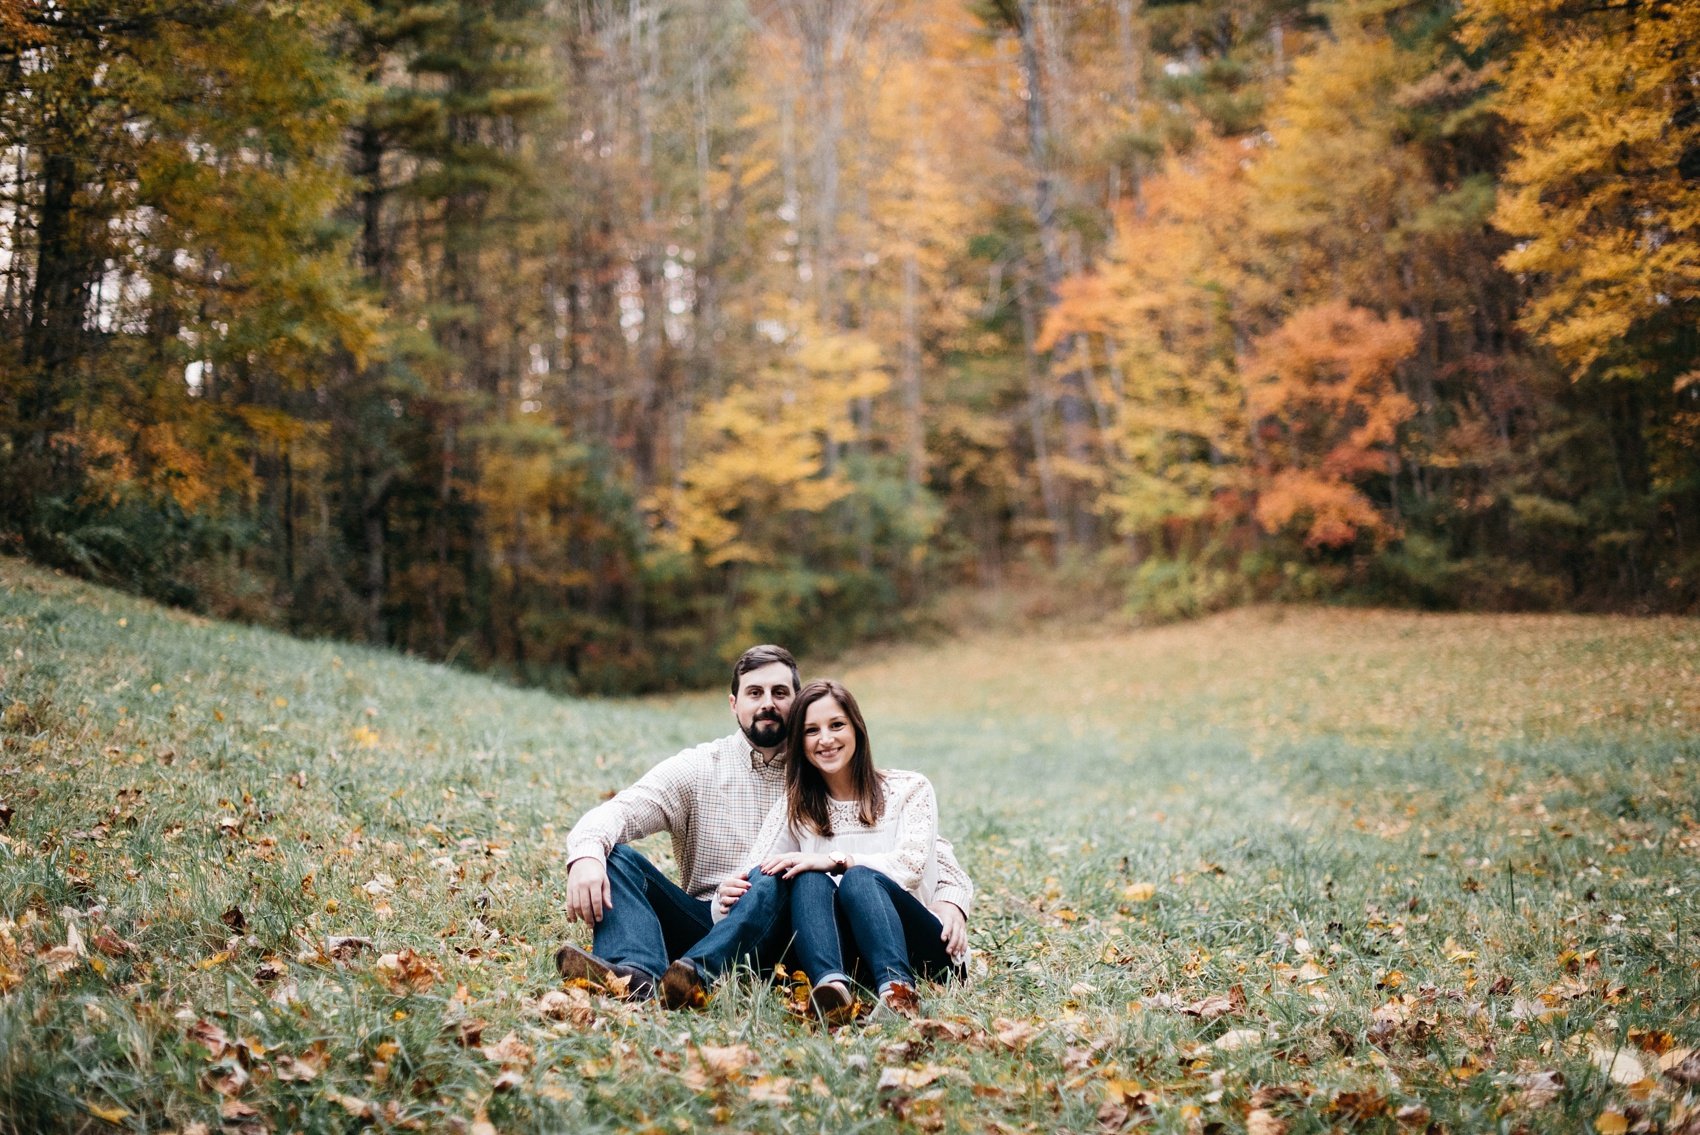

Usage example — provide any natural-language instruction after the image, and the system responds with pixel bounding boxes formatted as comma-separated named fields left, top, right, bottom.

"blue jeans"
left=592, top=845, right=714, bottom=982
left=791, top=866, right=959, bottom=992
left=680, top=868, right=795, bottom=982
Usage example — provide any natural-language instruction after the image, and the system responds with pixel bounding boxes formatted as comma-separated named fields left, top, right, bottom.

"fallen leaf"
left=993, top=1018, right=1039, bottom=1050
left=1246, top=1109, right=1287, bottom=1135
left=324, top=935, right=373, bottom=962
left=1183, top=995, right=1235, bottom=1020
left=878, top=1065, right=944, bottom=1091
left=221, top=907, right=247, bottom=931
left=188, top=1018, right=232, bottom=1059
left=453, top=1018, right=487, bottom=1047
left=914, top=1017, right=975, bottom=1043
left=380, top=1101, right=425, bottom=1131
left=534, top=987, right=595, bottom=1026
left=327, top=1092, right=373, bottom=1119
left=374, top=947, right=442, bottom=993
left=1333, top=1088, right=1387, bottom=1121
left=1592, top=1046, right=1648, bottom=1085
left=273, top=1050, right=325, bottom=1083
left=35, top=944, right=80, bottom=977
left=492, top=1068, right=524, bottom=1092
left=1122, top=883, right=1156, bottom=902
left=204, top=1061, right=250, bottom=1097
left=1395, top=1103, right=1431, bottom=1127
left=481, top=1031, right=534, bottom=1068
left=1662, top=1049, right=1700, bottom=1085
left=699, top=1043, right=755, bottom=1079
left=1250, top=1085, right=1309, bottom=1109
left=220, top=1099, right=259, bottom=1119
left=90, top=929, right=137, bottom=957
left=1514, top=1069, right=1565, bottom=1108
left=469, top=1110, right=496, bottom=1135
left=879, top=1040, right=920, bottom=1064
left=85, top=1102, right=130, bottom=1124
left=1596, top=1111, right=1629, bottom=1135
left=1215, top=1029, right=1264, bottom=1051
left=749, top=1074, right=794, bottom=1104
left=253, top=960, right=286, bottom=983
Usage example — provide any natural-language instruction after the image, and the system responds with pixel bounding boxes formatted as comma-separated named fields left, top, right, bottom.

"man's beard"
left=742, top=711, right=787, bottom=749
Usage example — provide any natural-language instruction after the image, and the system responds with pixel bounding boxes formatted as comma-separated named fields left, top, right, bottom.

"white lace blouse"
left=723, top=770, right=963, bottom=959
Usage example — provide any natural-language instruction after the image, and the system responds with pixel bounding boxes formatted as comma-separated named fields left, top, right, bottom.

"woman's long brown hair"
left=785, top=679, right=884, bottom=836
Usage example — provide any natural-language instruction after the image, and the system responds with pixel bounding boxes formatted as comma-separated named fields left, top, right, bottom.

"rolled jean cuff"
left=815, top=971, right=852, bottom=988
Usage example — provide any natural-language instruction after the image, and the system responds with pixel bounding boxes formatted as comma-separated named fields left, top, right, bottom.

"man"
left=557, top=644, right=972, bottom=1008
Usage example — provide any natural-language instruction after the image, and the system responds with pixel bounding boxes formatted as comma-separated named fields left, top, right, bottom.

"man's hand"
left=758, top=851, right=839, bottom=879
left=566, top=856, right=613, bottom=924
left=714, top=874, right=752, bottom=918
left=932, top=900, right=967, bottom=957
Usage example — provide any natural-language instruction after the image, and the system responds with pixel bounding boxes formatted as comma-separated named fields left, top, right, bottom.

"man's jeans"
left=681, top=868, right=795, bottom=982
left=592, top=845, right=713, bottom=983
left=593, top=846, right=793, bottom=984
left=791, top=866, right=959, bottom=992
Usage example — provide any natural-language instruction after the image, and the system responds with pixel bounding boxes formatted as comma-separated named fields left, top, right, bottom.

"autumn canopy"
left=2, top=0, right=1696, bottom=690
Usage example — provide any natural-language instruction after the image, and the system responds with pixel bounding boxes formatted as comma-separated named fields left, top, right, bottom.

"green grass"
left=2, top=555, right=1699, bottom=1135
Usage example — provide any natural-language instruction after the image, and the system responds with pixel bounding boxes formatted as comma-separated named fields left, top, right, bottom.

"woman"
left=732, top=678, right=966, bottom=1019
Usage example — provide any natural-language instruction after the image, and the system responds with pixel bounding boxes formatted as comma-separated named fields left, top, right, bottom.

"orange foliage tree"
left=1242, top=302, right=1420, bottom=549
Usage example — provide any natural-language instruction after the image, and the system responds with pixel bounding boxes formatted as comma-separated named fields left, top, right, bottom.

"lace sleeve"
left=853, top=775, right=935, bottom=892
left=932, top=834, right=974, bottom=917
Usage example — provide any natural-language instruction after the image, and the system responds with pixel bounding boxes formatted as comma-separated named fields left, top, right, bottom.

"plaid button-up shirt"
left=566, top=731, right=974, bottom=915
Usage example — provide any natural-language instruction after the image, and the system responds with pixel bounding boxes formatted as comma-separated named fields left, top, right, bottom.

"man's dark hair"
left=730, top=644, right=800, bottom=695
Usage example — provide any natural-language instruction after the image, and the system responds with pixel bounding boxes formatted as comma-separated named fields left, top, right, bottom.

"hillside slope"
left=3, top=556, right=1698, bottom=1134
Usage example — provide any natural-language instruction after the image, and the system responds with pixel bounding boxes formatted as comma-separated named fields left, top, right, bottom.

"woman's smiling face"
left=802, top=695, right=857, bottom=780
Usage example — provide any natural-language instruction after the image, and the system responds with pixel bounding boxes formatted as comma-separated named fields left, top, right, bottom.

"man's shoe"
left=810, top=979, right=857, bottom=1025
left=554, top=942, right=653, bottom=1000
left=878, top=981, right=921, bottom=1020
left=660, top=959, right=708, bottom=1010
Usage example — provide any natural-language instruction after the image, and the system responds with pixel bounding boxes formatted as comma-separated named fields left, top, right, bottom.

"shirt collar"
left=733, top=732, right=784, bottom=774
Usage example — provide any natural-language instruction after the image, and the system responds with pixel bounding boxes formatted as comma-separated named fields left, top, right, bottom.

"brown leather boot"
left=660, top=959, right=708, bottom=1010
left=554, top=942, right=653, bottom=1000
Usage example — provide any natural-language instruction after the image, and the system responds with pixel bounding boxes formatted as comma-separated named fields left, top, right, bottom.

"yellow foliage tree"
left=655, top=327, right=886, bottom=568
left=1462, top=0, right=1700, bottom=381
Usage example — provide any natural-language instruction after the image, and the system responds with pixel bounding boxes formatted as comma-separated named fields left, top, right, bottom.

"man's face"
left=730, top=661, right=797, bottom=751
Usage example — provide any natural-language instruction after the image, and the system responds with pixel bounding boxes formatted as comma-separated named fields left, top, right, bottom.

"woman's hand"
left=758, top=852, right=843, bottom=879
left=714, top=874, right=751, bottom=918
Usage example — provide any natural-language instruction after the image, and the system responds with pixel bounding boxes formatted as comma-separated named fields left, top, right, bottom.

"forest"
left=2, top=0, right=1697, bottom=692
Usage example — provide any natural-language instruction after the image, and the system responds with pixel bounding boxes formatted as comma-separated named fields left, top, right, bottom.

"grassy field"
left=2, top=555, right=1699, bottom=1135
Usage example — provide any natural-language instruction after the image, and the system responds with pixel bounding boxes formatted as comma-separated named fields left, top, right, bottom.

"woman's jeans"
left=791, top=865, right=959, bottom=992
